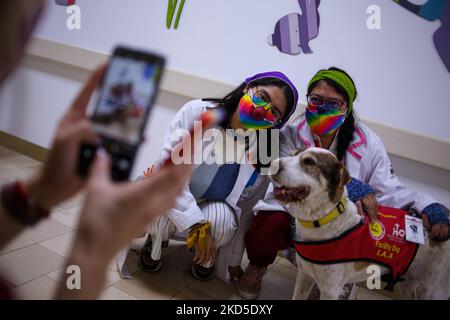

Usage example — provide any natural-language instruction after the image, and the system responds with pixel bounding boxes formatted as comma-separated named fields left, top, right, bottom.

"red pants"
left=245, top=211, right=292, bottom=267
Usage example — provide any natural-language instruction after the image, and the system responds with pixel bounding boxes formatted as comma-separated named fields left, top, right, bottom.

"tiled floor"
left=0, top=146, right=393, bottom=300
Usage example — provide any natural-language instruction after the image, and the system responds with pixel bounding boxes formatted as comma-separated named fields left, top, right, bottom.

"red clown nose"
left=251, top=107, right=268, bottom=121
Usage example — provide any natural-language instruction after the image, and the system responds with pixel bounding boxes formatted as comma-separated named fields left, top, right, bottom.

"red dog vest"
left=294, top=206, right=419, bottom=284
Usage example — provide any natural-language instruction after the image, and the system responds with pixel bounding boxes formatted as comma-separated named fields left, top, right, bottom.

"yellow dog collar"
left=298, top=198, right=347, bottom=229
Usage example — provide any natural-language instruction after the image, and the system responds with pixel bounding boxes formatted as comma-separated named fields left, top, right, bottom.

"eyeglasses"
left=248, top=89, right=283, bottom=123
left=307, top=94, right=346, bottom=110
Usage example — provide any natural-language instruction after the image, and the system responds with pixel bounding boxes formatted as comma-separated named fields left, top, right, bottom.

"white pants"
left=147, top=201, right=238, bottom=267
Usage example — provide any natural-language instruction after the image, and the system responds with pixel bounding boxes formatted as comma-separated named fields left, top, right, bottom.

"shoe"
left=228, top=266, right=244, bottom=282
left=138, top=235, right=165, bottom=273
left=190, top=263, right=214, bottom=281
left=237, top=264, right=267, bottom=300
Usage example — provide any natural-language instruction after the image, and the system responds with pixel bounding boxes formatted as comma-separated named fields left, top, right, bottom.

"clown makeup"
left=237, top=86, right=287, bottom=130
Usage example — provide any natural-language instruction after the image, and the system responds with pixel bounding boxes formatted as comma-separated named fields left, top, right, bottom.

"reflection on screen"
left=93, top=57, right=160, bottom=144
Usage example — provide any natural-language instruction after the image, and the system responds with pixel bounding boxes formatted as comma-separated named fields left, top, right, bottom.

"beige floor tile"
left=64, top=205, right=83, bottom=216
left=50, top=210, right=80, bottom=229
left=100, top=286, right=138, bottom=300
left=0, top=275, right=15, bottom=289
left=7, top=220, right=71, bottom=251
left=172, top=287, right=214, bottom=300
left=57, top=193, right=86, bottom=210
left=0, top=167, right=36, bottom=184
left=163, top=239, right=187, bottom=257
left=0, top=155, right=40, bottom=169
left=258, top=262, right=295, bottom=300
left=47, top=267, right=121, bottom=289
left=0, top=245, right=65, bottom=286
left=357, top=287, right=392, bottom=300
left=39, top=232, right=75, bottom=258
left=0, top=146, right=20, bottom=159
left=115, top=250, right=196, bottom=299
left=11, top=276, right=58, bottom=300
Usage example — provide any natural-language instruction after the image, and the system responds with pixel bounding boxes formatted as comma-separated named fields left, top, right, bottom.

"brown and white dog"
left=269, top=147, right=449, bottom=300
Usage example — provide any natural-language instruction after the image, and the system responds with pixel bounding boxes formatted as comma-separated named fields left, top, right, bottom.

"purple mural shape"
left=433, top=2, right=450, bottom=72
left=269, top=0, right=321, bottom=55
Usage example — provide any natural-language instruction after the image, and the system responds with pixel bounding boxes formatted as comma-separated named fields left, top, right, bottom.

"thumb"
left=421, top=214, right=431, bottom=231
left=355, top=201, right=364, bottom=217
left=88, top=148, right=112, bottom=184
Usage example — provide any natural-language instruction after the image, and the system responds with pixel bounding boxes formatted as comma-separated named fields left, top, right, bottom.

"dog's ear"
left=340, top=164, right=351, bottom=187
left=328, top=162, right=350, bottom=203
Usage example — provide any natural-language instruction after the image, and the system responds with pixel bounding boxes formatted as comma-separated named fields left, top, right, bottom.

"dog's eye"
left=302, top=158, right=315, bottom=166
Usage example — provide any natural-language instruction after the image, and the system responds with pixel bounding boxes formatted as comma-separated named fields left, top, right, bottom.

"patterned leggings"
left=147, top=201, right=238, bottom=267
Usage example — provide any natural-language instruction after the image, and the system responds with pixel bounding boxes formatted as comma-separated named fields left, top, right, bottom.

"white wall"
left=34, top=0, right=450, bottom=141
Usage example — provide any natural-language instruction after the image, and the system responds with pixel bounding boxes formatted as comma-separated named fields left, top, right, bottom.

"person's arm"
left=366, top=135, right=449, bottom=240
left=0, top=66, right=104, bottom=250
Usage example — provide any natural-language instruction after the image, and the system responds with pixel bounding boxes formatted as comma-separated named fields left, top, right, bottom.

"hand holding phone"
left=78, top=46, right=165, bottom=181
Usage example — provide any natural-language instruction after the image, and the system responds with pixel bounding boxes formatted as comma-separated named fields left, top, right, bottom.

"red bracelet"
left=1, top=181, right=50, bottom=226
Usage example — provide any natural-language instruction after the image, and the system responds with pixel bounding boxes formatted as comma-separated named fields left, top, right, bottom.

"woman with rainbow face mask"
left=237, top=67, right=450, bottom=300
left=134, top=72, right=299, bottom=282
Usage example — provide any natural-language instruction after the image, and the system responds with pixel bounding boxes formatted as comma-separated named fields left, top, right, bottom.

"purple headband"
left=245, top=71, right=299, bottom=129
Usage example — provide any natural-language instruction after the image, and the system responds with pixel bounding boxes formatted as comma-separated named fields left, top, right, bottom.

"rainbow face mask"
left=305, top=103, right=346, bottom=136
left=238, top=92, right=280, bottom=130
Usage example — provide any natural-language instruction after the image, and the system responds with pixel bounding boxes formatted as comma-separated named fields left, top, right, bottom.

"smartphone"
left=78, top=46, right=165, bottom=181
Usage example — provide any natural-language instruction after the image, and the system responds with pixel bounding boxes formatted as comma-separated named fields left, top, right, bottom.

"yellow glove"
left=186, top=222, right=211, bottom=252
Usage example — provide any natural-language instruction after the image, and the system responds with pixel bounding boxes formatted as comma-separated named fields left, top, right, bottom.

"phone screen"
left=77, top=47, right=165, bottom=181
left=92, top=54, right=163, bottom=145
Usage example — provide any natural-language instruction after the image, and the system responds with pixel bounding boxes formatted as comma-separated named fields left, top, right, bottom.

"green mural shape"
left=167, top=0, right=186, bottom=29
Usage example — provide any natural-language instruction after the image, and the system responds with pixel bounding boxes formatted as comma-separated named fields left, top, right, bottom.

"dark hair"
left=203, top=78, right=295, bottom=171
left=203, top=77, right=295, bottom=129
left=307, top=67, right=357, bottom=161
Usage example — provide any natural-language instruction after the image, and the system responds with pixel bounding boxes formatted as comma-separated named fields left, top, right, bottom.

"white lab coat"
left=153, top=99, right=270, bottom=282
left=254, top=117, right=437, bottom=214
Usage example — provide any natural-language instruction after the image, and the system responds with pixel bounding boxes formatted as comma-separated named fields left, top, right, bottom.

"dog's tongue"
left=273, top=186, right=309, bottom=202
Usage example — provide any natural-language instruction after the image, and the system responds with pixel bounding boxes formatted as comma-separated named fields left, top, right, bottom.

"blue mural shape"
left=394, top=0, right=450, bottom=72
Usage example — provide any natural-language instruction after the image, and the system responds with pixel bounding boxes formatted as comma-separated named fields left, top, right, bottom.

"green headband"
left=307, top=70, right=356, bottom=112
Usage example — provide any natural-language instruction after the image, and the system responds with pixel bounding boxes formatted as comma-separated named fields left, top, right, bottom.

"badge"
left=369, top=220, right=385, bottom=240
left=405, top=215, right=425, bottom=245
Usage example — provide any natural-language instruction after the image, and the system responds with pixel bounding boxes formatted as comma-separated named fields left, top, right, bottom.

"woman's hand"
left=421, top=203, right=450, bottom=242
left=27, top=65, right=106, bottom=210
left=355, top=193, right=378, bottom=221
left=421, top=214, right=450, bottom=242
